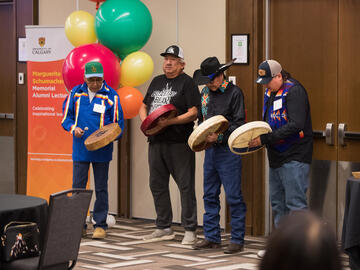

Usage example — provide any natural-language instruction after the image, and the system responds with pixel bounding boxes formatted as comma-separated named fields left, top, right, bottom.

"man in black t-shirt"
left=139, top=45, right=200, bottom=245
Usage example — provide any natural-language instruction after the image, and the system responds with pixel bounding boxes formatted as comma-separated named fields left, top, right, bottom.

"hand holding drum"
left=188, top=115, right=229, bottom=152
left=84, top=123, right=122, bottom=151
left=228, top=121, right=272, bottom=155
left=140, top=104, right=177, bottom=136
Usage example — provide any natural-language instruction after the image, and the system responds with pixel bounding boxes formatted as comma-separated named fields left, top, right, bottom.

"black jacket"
left=260, top=79, right=313, bottom=168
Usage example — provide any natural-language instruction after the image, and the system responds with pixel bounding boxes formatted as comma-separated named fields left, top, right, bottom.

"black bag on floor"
left=1, top=221, right=40, bottom=262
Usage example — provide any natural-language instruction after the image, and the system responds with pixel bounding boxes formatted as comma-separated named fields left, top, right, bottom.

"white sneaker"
left=181, top=231, right=197, bottom=245
left=143, top=228, right=175, bottom=241
left=257, top=249, right=266, bottom=258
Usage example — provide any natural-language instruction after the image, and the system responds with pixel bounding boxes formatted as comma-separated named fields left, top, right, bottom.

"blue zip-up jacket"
left=61, top=81, right=124, bottom=162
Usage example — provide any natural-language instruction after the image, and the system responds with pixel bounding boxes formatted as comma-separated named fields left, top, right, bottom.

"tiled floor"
left=76, top=218, right=350, bottom=270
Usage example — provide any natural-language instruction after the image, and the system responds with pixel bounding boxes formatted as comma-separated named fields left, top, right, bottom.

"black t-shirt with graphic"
left=143, top=73, right=200, bottom=143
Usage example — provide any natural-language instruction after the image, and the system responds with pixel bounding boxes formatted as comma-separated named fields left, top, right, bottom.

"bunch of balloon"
left=62, top=43, right=121, bottom=90
left=116, top=86, right=144, bottom=119
left=95, top=0, right=153, bottom=59
left=63, top=2, right=121, bottom=92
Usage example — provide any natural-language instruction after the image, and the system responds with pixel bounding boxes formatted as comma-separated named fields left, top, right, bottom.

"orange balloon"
left=116, top=86, right=143, bottom=119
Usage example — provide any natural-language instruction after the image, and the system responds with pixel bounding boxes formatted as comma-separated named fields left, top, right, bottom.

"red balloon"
left=62, top=43, right=121, bottom=91
left=116, top=86, right=143, bottom=119
left=89, top=0, right=105, bottom=9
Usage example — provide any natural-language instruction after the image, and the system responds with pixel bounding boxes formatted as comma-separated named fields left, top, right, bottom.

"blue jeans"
left=203, top=145, right=246, bottom=244
left=269, top=160, right=310, bottom=227
left=73, top=161, right=109, bottom=229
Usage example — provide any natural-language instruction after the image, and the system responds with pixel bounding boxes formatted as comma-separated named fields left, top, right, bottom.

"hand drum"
left=188, top=115, right=229, bottom=152
left=228, top=121, right=272, bottom=155
left=84, top=123, right=122, bottom=151
left=140, top=104, right=177, bottom=136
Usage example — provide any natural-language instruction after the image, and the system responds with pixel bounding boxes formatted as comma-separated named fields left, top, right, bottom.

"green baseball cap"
left=84, top=61, right=104, bottom=78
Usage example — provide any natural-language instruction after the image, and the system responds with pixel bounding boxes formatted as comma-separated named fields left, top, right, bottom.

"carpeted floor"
left=76, top=218, right=350, bottom=270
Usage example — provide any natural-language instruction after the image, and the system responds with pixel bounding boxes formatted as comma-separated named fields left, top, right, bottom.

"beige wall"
left=39, top=0, right=98, bottom=24
left=38, top=0, right=226, bottom=226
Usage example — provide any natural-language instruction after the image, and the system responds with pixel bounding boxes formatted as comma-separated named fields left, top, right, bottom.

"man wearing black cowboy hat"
left=192, top=56, right=246, bottom=254
left=139, top=45, right=200, bottom=245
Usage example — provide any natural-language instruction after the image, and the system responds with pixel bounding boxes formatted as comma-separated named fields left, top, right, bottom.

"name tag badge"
left=273, top=99, right=282, bottom=111
left=93, top=103, right=105, bottom=114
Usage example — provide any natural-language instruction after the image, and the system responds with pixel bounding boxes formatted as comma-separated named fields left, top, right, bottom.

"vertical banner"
left=26, top=26, right=74, bottom=200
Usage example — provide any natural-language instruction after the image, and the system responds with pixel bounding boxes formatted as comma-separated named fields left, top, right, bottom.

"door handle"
left=339, top=123, right=346, bottom=146
left=0, top=113, right=14, bottom=119
left=325, top=123, right=334, bottom=145
left=5, top=113, right=14, bottom=119
left=313, top=123, right=334, bottom=145
left=339, top=123, right=360, bottom=146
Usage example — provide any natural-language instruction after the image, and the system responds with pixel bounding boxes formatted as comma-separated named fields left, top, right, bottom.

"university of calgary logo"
left=32, top=37, right=51, bottom=55
left=91, top=66, right=97, bottom=72
left=38, top=37, right=45, bottom=47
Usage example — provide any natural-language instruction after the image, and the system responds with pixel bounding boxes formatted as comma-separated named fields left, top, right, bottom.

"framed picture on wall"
left=231, top=34, right=249, bottom=65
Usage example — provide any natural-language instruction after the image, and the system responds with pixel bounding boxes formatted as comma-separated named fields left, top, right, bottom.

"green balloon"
left=95, top=0, right=153, bottom=59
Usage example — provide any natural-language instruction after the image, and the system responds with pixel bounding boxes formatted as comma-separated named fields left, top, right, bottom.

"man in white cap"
left=249, top=59, right=313, bottom=257
left=139, top=45, right=200, bottom=244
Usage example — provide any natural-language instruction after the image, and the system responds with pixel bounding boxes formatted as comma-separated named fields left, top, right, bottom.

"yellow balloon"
left=65, top=10, right=97, bottom=47
left=120, top=51, right=154, bottom=87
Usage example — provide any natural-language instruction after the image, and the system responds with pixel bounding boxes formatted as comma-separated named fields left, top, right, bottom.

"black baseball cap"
left=255, top=59, right=282, bottom=84
left=160, top=45, right=184, bottom=59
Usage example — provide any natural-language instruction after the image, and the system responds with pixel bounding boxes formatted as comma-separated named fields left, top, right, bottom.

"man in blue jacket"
left=61, top=61, right=124, bottom=239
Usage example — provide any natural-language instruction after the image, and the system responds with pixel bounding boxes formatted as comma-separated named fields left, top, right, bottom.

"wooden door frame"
left=225, top=0, right=266, bottom=236
left=118, top=120, right=131, bottom=218
left=15, top=0, right=39, bottom=194
left=0, top=1, right=16, bottom=138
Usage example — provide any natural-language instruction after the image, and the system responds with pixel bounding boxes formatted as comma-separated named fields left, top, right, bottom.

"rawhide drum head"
left=85, top=123, right=122, bottom=151
left=228, top=121, right=271, bottom=155
left=188, top=115, right=229, bottom=152
left=140, top=104, right=177, bottom=136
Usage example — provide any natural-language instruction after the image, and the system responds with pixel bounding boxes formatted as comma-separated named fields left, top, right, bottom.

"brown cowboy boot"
left=193, top=239, right=221, bottom=250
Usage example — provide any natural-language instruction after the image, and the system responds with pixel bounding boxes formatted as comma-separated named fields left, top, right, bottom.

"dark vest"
left=263, top=81, right=304, bottom=152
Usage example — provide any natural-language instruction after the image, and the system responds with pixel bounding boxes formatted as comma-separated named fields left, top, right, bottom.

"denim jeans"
left=269, top=160, right=310, bottom=227
left=203, top=145, right=246, bottom=244
left=73, top=161, right=109, bottom=229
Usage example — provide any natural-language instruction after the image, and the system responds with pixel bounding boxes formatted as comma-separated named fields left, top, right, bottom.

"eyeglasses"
left=87, top=78, right=103, bottom=83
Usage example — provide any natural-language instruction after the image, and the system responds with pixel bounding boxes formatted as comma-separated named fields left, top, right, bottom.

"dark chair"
left=2, top=189, right=93, bottom=270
